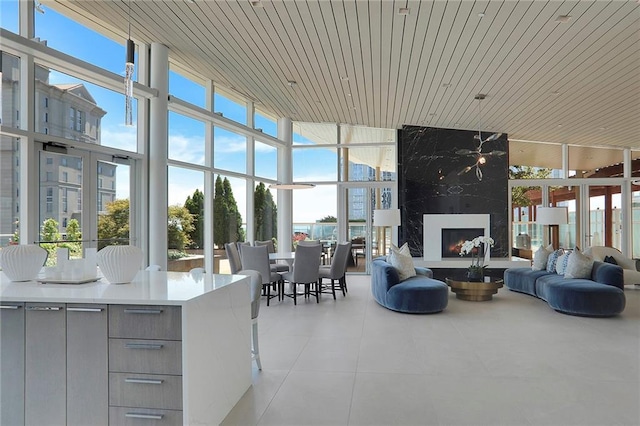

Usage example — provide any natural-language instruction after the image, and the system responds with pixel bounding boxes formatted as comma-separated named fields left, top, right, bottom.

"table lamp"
left=373, top=209, right=401, bottom=257
left=536, top=206, right=568, bottom=250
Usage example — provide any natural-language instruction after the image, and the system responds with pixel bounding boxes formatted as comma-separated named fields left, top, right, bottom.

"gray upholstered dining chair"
left=237, top=269, right=263, bottom=370
left=281, top=244, right=322, bottom=305
left=255, top=239, right=289, bottom=272
left=318, top=241, right=352, bottom=299
left=224, top=242, right=243, bottom=274
left=240, top=245, right=283, bottom=306
left=296, top=240, right=326, bottom=264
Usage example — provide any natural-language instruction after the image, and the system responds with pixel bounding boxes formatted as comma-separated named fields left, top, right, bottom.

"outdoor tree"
left=213, top=176, right=244, bottom=246
left=168, top=205, right=194, bottom=251
left=97, top=199, right=130, bottom=249
left=213, top=176, right=230, bottom=247
left=509, top=165, right=551, bottom=207
left=318, top=215, right=337, bottom=223
left=254, top=182, right=277, bottom=241
left=184, top=189, right=204, bottom=248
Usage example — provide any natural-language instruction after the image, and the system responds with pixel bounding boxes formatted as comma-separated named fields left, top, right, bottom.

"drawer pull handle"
left=124, top=343, right=164, bottom=350
left=0, top=305, right=21, bottom=310
left=123, top=308, right=163, bottom=314
left=125, top=378, right=164, bottom=385
left=26, top=306, right=62, bottom=311
left=125, top=412, right=164, bottom=420
left=67, top=307, right=104, bottom=312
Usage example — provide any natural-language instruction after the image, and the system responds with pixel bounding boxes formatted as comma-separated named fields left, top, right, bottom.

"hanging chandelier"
left=456, top=94, right=505, bottom=181
left=124, top=0, right=134, bottom=126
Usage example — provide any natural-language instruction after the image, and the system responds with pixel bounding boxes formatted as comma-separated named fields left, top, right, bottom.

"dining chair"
left=236, top=241, right=252, bottom=256
left=240, top=245, right=283, bottom=306
left=281, top=244, right=322, bottom=305
left=255, top=239, right=289, bottom=272
left=297, top=240, right=326, bottom=264
left=224, top=242, right=243, bottom=274
left=145, top=264, right=161, bottom=271
left=318, top=241, right=352, bottom=299
left=237, top=269, right=263, bottom=370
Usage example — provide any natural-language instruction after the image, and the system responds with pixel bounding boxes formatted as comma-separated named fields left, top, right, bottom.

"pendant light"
left=124, top=0, right=134, bottom=126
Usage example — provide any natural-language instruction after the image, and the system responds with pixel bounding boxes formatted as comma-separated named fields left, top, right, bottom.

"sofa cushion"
left=545, top=280, right=626, bottom=317
left=564, top=248, right=594, bottom=279
left=385, top=276, right=449, bottom=314
left=504, top=268, right=552, bottom=296
left=388, top=243, right=416, bottom=281
left=590, top=261, right=624, bottom=290
left=535, top=273, right=568, bottom=302
left=546, top=249, right=563, bottom=273
left=532, top=244, right=553, bottom=270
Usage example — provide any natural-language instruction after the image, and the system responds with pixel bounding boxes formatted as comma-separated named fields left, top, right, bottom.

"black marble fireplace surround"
left=398, top=126, right=509, bottom=258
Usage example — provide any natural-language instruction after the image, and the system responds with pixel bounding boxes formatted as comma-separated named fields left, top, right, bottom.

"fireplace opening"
left=441, top=228, right=484, bottom=258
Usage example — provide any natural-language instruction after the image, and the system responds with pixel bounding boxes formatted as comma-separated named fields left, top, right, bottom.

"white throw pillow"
left=532, top=244, right=553, bottom=271
left=389, top=243, right=416, bottom=281
left=564, top=248, right=594, bottom=279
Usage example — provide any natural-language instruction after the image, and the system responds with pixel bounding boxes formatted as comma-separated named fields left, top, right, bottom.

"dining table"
left=268, top=251, right=296, bottom=268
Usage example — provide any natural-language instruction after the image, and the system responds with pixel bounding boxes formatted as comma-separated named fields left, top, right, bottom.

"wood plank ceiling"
left=47, top=0, right=639, bottom=163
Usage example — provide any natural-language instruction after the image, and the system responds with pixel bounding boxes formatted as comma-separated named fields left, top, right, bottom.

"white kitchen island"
left=0, top=270, right=251, bottom=426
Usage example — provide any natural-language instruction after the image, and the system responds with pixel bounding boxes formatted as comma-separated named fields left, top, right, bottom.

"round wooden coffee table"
left=445, top=277, right=504, bottom=301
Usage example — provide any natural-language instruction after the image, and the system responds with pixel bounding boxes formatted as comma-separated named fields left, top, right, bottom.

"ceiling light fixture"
left=456, top=94, right=505, bottom=181
left=398, top=7, right=410, bottom=15
left=287, top=80, right=297, bottom=87
left=124, top=0, right=134, bottom=126
left=555, top=15, right=572, bottom=23
left=250, top=0, right=263, bottom=7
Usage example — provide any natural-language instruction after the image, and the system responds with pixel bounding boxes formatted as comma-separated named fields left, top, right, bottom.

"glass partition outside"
left=39, top=151, right=84, bottom=264
left=511, top=185, right=542, bottom=254
left=35, top=5, right=131, bottom=78
left=255, top=112, right=277, bottom=138
left=214, top=91, right=246, bottom=125
left=167, top=166, right=204, bottom=272
left=293, top=147, right=338, bottom=182
left=1, top=0, right=18, bottom=34
left=549, top=186, right=577, bottom=249
left=169, top=68, right=205, bottom=108
left=2, top=52, right=21, bottom=129
left=214, top=128, right=246, bottom=174
left=169, top=112, right=205, bottom=165
left=0, top=137, right=20, bottom=246
left=254, top=140, right=277, bottom=181
left=35, top=64, right=138, bottom=152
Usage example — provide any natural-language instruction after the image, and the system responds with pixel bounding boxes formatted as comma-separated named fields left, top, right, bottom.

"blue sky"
left=2, top=1, right=341, bottom=222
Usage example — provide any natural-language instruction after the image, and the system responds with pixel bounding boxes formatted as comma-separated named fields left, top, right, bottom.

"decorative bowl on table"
left=0, top=244, right=48, bottom=282
left=96, top=245, right=142, bottom=284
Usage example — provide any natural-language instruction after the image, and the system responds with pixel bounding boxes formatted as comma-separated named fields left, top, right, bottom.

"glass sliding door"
left=341, top=184, right=394, bottom=274
left=587, top=184, right=622, bottom=250
left=38, top=144, right=134, bottom=265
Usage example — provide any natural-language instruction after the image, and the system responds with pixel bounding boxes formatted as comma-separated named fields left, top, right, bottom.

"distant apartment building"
left=348, top=163, right=393, bottom=220
left=1, top=51, right=112, bottom=244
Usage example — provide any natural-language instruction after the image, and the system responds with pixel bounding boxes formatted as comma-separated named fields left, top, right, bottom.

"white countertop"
left=0, top=270, right=248, bottom=305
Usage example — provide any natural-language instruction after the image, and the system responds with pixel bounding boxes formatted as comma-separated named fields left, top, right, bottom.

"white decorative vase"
left=97, top=245, right=143, bottom=284
left=0, top=245, right=48, bottom=282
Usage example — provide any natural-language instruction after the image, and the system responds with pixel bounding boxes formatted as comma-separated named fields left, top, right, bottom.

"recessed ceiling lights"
left=351, top=106, right=357, bottom=110
left=599, top=127, right=607, bottom=130
left=474, top=93, right=486, bottom=100
left=287, top=80, right=297, bottom=88
left=557, top=124, right=563, bottom=128
left=340, top=76, right=349, bottom=81
left=555, top=15, right=572, bottom=23
left=429, top=113, right=437, bottom=116
left=551, top=91, right=560, bottom=96
left=478, top=12, right=485, bottom=18
left=398, top=7, right=410, bottom=15
left=442, top=83, right=451, bottom=88
left=346, top=93, right=352, bottom=97
left=250, top=0, right=263, bottom=8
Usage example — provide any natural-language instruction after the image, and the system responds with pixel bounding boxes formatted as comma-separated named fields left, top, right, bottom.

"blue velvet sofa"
left=371, top=258, right=449, bottom=314
left=504, top=261, right=626, bottom=317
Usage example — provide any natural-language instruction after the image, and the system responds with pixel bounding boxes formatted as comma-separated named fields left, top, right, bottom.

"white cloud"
left=168, top=134, right=206, bottom=165
left=214, top=134, right=246, bottom=153
left=101, top=126, right=137, bottom=152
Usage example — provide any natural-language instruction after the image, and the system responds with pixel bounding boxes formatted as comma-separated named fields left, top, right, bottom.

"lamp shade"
left=536, top=207, right=568, bottom=225
left=373, top=209, right=401, bottom=227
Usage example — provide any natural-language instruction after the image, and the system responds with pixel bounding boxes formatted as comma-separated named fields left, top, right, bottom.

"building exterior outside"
left=1, top=52, right=112, bottom=245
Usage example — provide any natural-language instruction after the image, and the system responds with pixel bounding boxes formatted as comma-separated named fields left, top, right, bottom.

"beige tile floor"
left=222, top=276, right=640, bottom=426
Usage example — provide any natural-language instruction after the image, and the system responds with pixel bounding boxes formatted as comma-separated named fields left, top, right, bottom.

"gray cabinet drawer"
left=109, top=407, right=182, bottom=426
left=109, top=305, right=181, bottom=340
left=109, top=373, right=182, bottom=410
left=109, top=339, right=182, bottom=375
